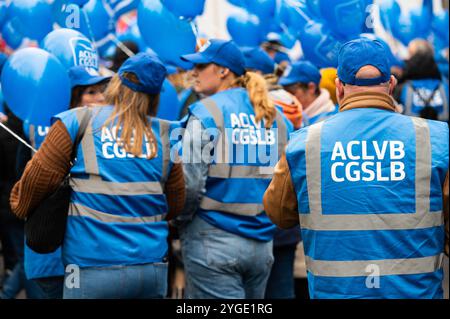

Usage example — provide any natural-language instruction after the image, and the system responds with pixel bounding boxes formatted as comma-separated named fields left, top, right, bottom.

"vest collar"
left=339, top=92, right=396, bottom=113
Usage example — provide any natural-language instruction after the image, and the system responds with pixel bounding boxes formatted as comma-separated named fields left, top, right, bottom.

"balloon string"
left=0, top=122, right=37, bottom=154
left=109, top=34, right=136, bottom=58
left=190, top=20, right=203, bottom=49
left=285, top=0, right=312, bottom=24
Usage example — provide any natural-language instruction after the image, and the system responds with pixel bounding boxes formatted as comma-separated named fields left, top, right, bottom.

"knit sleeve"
left=164, top=163, right=186, bottom=221
left=263, top=153, right=300, bottom=229
left=10, top=120, right=73, bottom=219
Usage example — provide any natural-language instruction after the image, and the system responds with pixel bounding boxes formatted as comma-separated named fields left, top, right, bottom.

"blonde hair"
left=232, top=72, right=276, bottom=128
left=103, top=73, right=159, bottom=159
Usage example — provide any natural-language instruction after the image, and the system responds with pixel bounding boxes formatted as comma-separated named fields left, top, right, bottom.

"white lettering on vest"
left=100, top=126, right=153, bottom=159
left=330, top=140, right=406, bottom=182
left=229, top=113, right=275, bottom=146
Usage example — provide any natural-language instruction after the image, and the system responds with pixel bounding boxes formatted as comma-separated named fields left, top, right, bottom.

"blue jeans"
left=265, top=244, right=297, bottom=299
left=63, top=262, right=168, bottom=299
left=32, top=276, right=64, bottom=299
left=0, top=261, right=43, bottom=299
left=179, top=216, right=274, bottom=299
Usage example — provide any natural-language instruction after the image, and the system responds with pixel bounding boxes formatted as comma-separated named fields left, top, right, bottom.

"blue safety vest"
left=54, top=106, right=175, bottom=268
left=189, top=88, right=293, bottom=241
left=23, top=123, right=65, bottom=280
left=400, top=79, right=449, bottom=121
left=286, top=108, right=448, bottom=299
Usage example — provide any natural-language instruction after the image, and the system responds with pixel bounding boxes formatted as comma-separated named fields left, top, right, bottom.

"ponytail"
left=232, top=72, right=276, bottom=128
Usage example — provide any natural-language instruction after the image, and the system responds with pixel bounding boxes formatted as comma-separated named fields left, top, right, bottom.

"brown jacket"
left=10, top=120, right=185, bottom=220
left=263, top=91, right=450, bottom=256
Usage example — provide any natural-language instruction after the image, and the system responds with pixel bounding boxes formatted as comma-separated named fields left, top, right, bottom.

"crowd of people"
left=0, top=27, right=449, bottom=299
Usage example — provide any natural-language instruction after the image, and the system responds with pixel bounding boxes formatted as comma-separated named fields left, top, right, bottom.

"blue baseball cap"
left=279, top=61, right=321, bottom=86
left=68, top=66, right=111, bottom=89
left=241, top=47, right=275, bottom=75
left=337, top=38, right=391, bottom=86
left=181, top=39, right=246, bottom=76
left=119, top=52, right=167, bottom=94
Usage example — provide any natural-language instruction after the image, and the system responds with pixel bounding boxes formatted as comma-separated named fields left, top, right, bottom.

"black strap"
left=411, top=83, right=440, bottom=108
left=71, top=108, right=92, bottom=162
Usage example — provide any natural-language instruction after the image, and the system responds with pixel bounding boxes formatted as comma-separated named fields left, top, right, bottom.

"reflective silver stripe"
left=200, top=196, right=264, bottom=216
left=305, top=122, right=324, bottom=215
left=29, top=124, right=36, bottom=149
left=159, top=120, right=170, bottom=185
left=438, top=84, right=449, bottom=121
left=305, top=254, right=443, bottom=277
left=208, top=164, right=273, bottom=179
left=412, top=117, right=431, bottom=215
left=404, top=82, right=414, bottom=116
left=70, top=178, right=163, bottom=195
left=202, top=98, right=229, bottom=163
left=299, top=210, right=443, bottom=231
left=69, top=203, right=167, bottom=223
left=75, top=107, right=99, bottom=175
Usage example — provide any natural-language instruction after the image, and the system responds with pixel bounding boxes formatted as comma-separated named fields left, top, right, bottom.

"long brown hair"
left=232, top=71, right=276, bottom=128
left=103, top=72, right=160, bottom=159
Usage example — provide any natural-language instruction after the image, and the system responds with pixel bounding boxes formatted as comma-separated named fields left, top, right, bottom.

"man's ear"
left=335, top=78, right=345, bottom=103
left=388, top=75, right=397, bottom=95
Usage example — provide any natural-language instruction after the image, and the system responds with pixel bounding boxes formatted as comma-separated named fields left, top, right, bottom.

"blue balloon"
left=298, top=21, right=342, bottom=68
left=162, top=0, right=206, bottom=19
left=138, top=0, right=196, bottom=69
left=0, top=48, right=71, bottom=126
left=379, top=0, right=401, bottom=34
left=7, top=0, right=52, bottom=41
left=275, top=0, right=310, bottom=31
left=305, top=0, right=321, bottom=19
left=1, top=18, right=25, bottom=50
left=0, top=2, right=8, bottom=29
left=394, top=0, right=432, bottom=46
left=53, top=0, right=115, bottom=43
left=0, top=84, right=4, bottom=114
left=227, top=0, right=247, bottom=7
left=433, top=11, right=449, bottom=46
left=41, top=28, right=99, bottom=71
left=246, top=0, right=276, bottom=19
left=73, top=0, right=89, bottom=7
left=433, top=11, right=449, bottom=54
left=319, top=0, right=366, bottom=41
left=227, top=11, right=264, bottom=47
left=157, top=80, right=182, bottom=121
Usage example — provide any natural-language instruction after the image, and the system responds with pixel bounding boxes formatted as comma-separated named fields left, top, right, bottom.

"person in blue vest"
left=264, top=38, right=449, bottom=299
left=279, top=61, right=337, bottom=126
left=396, top=39, right=449, bottom=122
left=10, top=52, right=185, bottom=299
left=17, top=66, right=111, bottom=299
left=175, top=39, right=293, bottom=298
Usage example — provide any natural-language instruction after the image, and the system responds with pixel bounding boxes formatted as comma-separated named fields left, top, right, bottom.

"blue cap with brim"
left=279, top=61, right=321, bottom=86
left=69, top=66, right=111, bottom=88
left=119, top=52, right=167, bottom=94
left=241, top=46, right=275, bottom=75
left=181, top=39, right=246, bottom=76
left=337, top=38, right=391, bottom=86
